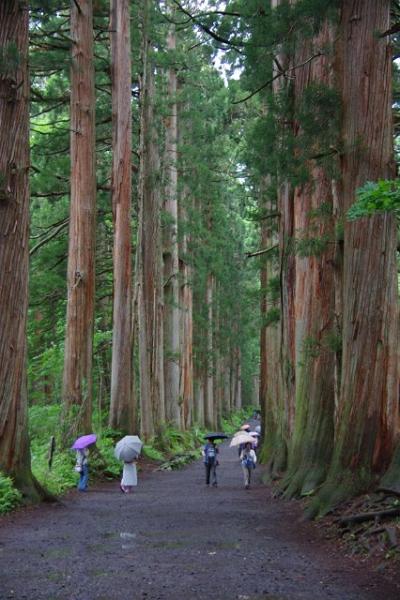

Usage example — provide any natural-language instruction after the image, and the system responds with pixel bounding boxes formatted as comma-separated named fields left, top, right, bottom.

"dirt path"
left=1, top=441, right=399, bottom=600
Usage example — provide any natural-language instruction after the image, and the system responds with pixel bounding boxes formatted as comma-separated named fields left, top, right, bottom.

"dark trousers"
left=78, top=464, right=89, bottom=491
left=205, top=461, right=217, bottom=485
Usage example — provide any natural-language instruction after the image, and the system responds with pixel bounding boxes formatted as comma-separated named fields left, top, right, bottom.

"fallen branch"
left=338, top=507, right=400, bottom=526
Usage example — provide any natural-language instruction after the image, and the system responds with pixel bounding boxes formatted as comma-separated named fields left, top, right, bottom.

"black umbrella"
left=204, top=432, right=229, bottom=441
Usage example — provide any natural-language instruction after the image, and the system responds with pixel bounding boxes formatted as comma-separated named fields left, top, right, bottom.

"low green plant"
left=142, top=444, right=165, bottom=462
left=0, top=473, right=22, bottom=514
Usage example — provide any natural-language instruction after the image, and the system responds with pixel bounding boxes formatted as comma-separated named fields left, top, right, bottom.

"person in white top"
left=239, top=442, right=257, bottom=489
left=120, top=458, right=138, bottom=493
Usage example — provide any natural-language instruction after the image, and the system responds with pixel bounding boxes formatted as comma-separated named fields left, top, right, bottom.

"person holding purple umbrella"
left=72, top=434, right=97, bottom=492
left=75, top=447, right=90, bottom=491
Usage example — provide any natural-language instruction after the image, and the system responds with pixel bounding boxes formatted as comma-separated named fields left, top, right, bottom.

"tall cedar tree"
left=163, top=21, right=181, bottom=428
left=283, top=20, right=336, bottom=499
left=313, top=0, right=399, bottom=514
left=62, top=0, right=96, bottom=438
left=0, top=0, right=46, bottom=500
left=137, top=0, right=166, bottom=438
left=109, top=0, right=135, bottom=433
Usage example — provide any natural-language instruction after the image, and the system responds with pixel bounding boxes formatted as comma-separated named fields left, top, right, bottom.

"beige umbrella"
left=229, top=433, right=255, bottom=447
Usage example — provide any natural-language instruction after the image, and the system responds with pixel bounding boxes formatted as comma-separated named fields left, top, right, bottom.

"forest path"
left=0, top=441, right=399, bottom=600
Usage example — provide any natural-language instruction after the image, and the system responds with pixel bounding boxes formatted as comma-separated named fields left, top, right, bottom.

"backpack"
left=242, top=453, right=255, bottom=469
left=204, top=443, right=217, bottom=465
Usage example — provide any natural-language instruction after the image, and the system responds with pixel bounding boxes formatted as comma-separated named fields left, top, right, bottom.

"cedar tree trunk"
left=0, top=1, right=45, bottom=501
left=314, top=0, right=399, bottom=514
left=62, top=0, right=96, bottom=439
left=109, top=0, right=135, bottom=433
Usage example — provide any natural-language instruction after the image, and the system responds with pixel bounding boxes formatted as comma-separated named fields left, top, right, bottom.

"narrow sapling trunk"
left=109, top=0, right=135, bottom=433
left=204, top=274, right=215, bottom=429
left=62, top=0, right=96, bottom=439
left=258, top=178, right=284, bottom=475
left=179, top=188, right=194, bottom=429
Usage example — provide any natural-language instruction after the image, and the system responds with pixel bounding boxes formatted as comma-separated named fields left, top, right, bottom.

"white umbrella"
left=115, top=435, right=143, bottom=462
left=229, top=433, right=255, bottom=447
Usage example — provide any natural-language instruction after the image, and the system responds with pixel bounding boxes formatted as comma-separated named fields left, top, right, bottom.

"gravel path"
left=0, top=441, right=399, bottom=600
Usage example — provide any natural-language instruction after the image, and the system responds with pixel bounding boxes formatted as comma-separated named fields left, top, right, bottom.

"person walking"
left=240, top=442, right=257, bottom=489
left=202, top=438, right=219, bottom=487
left=75, top=447, right=90, bottom=492
left=120, top=459, right=138, bottom=493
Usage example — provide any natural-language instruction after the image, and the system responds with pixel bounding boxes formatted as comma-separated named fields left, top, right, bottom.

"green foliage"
left=221, top=406, right=255, bottom=435
left=154, top=424, right=204, bottom=456
left=0, top=473, right=22, bottom=514
left=324, top=330, right=342, bottom=353
left=302, top=336, right=321, bottom=360
left=266, top=276, right=281, bottom=303
left=348, top=180, right=400, bottom=220
left=143, top=445, right=165, bottom=462
left=30, top=405, right=79, bottom=494
left=294, top=234, right=331, bottom=257
left=263, top=307, right=281, bottom=327
left=29, top=406, right=120, bottom=494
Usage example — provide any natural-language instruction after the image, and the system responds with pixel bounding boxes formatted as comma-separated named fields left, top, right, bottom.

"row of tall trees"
left=219, top=0, right=399, bottom=514
left=0, top=0, right=257, bottom=499
left=2, top=0, right=398, bottom=516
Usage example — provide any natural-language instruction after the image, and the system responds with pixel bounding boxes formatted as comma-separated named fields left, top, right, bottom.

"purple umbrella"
left=71, top=433, right=97, bottom=450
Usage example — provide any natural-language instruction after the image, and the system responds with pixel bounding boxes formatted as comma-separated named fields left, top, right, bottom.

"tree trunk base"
left=309, top=470, right=373, bottom=518
left=14, top=470, right=57, bottom=505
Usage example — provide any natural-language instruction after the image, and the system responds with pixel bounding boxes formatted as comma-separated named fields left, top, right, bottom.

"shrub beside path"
left=0, top=440, right=399, bottom=600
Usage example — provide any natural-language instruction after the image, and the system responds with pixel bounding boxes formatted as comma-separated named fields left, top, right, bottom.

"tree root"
left=337, top=507, right=400, bottom=526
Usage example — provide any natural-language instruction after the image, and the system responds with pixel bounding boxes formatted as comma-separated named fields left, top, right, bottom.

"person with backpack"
left=202, top=438, right=219, bottom=487
left=239, top=442, right=257, bottom=489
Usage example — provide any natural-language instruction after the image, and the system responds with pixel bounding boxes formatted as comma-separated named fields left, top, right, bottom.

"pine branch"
left=171, top=0, right=244, bottom=52
left=233, top=52, right=322, bottom=104
left=30, top=191, right=67, bottom=199
left=246, top=244, right=278, bottom=258
left=379, top=22, right=400, bottom=37
left=30, top=219, right=69, bottom=256
left=31, top=104, right=68, bottom=118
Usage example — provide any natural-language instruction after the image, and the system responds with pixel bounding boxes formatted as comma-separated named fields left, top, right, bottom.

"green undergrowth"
left=0, top=473, right=22, bottom=514
left=221, top=406, right=255, bottom=435
left=149, top=423, right=205, bottom=470
left=27, top=405, right=210, bottom=493
left=0, top=405, right=258, bottom=513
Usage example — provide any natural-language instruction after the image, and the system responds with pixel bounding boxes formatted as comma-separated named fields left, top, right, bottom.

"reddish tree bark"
left=137, top=0, right=165, bottom=438
left=315, top=0, right=399, bottom=513
left=163, top=23, right=181, bottom=428
left=109, top=0, right=135, bottom=433
left=258, top=178, right=284, bottom=474
left=179, top=186, right=194, bottom=429
left=62, top=0, right=96, bottom=439
left=0, top=1, right=44, bottom=500
left=283, top=21, right=336, bottom=499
